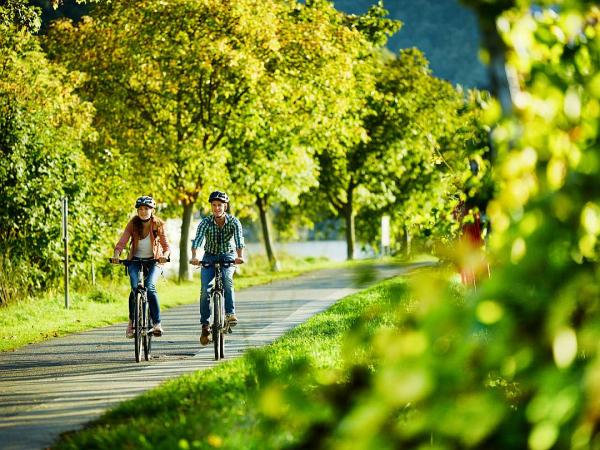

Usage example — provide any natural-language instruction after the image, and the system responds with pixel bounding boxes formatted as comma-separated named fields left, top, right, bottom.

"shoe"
left=152, top=323, right=164, bottom=337
left=226, top=314, right=238, bottom=327
left=200, top=324, right=210, bottom=346
left=126, top=322, right=134, bottom=339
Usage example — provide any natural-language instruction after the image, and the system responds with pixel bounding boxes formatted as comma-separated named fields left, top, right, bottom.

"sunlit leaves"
left=470, top=0, right=600, bottom=447
left=0, top=23, right=95, bottom=298
left=0, top=0, right=42, bottom=32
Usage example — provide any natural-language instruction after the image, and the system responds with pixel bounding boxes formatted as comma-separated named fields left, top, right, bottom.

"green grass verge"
left=52, top=275, right=411, bottom=450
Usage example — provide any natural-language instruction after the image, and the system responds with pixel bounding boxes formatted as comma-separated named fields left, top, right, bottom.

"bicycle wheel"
left=212, top=292, right=223, bottom=360
left=134, top=291, right=142, bottom=363
left=219, top=325, right=224, bottom=359
left=142, top=296, right=152, bottom=361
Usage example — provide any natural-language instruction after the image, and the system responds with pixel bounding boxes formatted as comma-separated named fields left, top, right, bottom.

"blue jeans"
left=199, top=253, right=236, bottom=325
left=128, top=259, right=161, bottom=324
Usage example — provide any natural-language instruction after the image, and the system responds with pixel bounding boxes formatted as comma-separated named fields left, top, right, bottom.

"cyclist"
left=110, top=196, right=170, bottom=338
left=190, top=191, right=245, bottom=346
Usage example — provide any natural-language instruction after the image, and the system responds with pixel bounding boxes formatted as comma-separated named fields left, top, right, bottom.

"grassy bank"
left=0, top=255, right=349, bottom=352
left=52, top=275, right=413, bottom=449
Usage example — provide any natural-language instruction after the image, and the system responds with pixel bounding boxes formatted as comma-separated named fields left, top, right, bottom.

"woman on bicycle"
left=110, top=196, right=170, bottom=338
left=190, top=191, right=245, bottom=346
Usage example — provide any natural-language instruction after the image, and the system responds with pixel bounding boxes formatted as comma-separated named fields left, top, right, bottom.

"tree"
left=0, top=21, right=95, bottom=303
left=290, top=3, right=401, bottom=261
left=355, top=49, right=492, bottom=254
left=309, top=46, right=483, bottom=260
left=461, top=0, right=516, bottom=112
left=227, top=0, right=375, bottom=270
left=47, top=0, right=295, bottom=280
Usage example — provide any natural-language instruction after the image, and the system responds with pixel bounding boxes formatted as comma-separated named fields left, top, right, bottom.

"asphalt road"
left=0, top=262, right=427, bottom=450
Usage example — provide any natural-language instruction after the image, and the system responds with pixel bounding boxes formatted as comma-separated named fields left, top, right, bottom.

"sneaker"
left=226, top=314, right=238, bottom=327
left=126, top=322, right=134, bottom=339
left=152, top=323, right=164, bottom=337
left=200, top=324, right=211, bottom=346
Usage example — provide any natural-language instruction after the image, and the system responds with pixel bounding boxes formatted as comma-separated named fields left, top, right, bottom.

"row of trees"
left=0, top=0, right=490, bottom=301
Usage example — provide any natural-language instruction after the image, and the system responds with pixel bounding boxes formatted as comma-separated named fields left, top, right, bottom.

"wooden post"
left=91, top=256, right=96, bottom=286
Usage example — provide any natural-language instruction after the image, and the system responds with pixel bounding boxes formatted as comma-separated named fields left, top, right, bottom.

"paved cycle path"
left=0, top=262, right=428, bottom=450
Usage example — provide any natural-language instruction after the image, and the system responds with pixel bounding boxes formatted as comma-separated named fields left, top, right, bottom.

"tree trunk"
left=344, top=187, right=355, bottom=260
left=179, top=201, right=194, bottom=282
left=461, top=1, right=515, bottom=115
left=256, top=195, right=279, bottom=271
left=480, top=21, right=513, bottom=115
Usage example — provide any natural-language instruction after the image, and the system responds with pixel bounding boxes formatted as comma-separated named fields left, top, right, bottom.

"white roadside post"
left=381, top=215, right=390, bottom=257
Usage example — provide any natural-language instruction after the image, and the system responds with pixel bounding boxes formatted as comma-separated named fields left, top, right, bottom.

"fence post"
left=62, top=197, right=70, bottom=309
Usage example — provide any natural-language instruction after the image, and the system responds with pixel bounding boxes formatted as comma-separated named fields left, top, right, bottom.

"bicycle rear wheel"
left=134, top=291, right=142, bottom=363
left=142, top=297, right=152, bottom=361
left=212, top=292, right=224, bottom=360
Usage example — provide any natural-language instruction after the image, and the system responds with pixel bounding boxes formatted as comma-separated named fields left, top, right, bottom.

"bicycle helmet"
left=208, top=191, right=229, bottom=203
left=135, top=196, right=156, bottom=209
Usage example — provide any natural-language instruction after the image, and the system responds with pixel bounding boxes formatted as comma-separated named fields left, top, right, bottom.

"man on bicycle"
left=190, top=191, right=245, bottom=346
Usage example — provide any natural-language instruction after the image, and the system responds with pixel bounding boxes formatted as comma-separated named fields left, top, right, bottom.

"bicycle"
left=193, top=259, right=235, bottom=360
left=110, top=258, right=166, bottom=362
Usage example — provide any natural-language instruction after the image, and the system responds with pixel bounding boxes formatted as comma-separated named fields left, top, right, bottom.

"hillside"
left=334, top=0, right=488, bottom=88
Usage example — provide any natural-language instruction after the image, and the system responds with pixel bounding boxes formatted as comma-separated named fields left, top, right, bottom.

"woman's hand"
left=110, top=257, right=120, bottom=264
left=158, top=256, right=169, bottom=264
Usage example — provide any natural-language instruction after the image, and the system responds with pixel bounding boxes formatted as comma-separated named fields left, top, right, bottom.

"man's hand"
left=234, top=257, right=244, bottom=265
left=110, top=257, right=119, bottom=264
left=190, top=258, right=200, bottom=266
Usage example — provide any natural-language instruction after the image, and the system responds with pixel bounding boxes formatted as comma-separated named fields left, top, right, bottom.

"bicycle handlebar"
left=190, top=260, right=235, bottom=268
left=109, top=257, right=170, bottom=265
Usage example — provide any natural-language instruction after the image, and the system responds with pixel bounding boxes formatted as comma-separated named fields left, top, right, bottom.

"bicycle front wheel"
left=134, top=291, right=143, bottom=363
left=142, top=297, right=152, bottom=361
left=212, top=292, right=224, bottom=361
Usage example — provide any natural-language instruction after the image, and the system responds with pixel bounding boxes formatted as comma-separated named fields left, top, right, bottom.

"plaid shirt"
left=191, top=213, right=245, bottom=254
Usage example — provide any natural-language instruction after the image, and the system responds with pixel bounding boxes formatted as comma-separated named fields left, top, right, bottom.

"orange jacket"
left=114, top=217, right=170, bottom=260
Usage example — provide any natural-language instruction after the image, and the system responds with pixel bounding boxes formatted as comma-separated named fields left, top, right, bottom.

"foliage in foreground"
left=474, top=2, right=600, bottom=449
